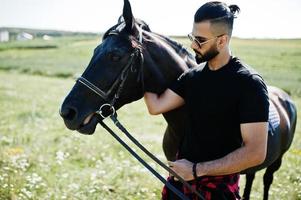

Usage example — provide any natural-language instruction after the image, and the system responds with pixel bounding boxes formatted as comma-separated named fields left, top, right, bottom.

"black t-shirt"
left=169, top=57, right=269, bottom=163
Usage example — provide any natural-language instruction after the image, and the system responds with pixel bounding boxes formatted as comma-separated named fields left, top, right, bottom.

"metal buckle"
left=96, top=103, right=115, bottom=119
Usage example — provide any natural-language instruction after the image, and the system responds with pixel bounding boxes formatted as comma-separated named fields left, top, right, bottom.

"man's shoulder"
left=187, top=62, right=206, bottom=74
left=177, top=62, right=206, bottom=80
left=232, top=57, right=264, bottom=82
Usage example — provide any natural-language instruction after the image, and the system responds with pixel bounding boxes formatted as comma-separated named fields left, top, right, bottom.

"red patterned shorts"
left=162, top=174, right=240, bottom=200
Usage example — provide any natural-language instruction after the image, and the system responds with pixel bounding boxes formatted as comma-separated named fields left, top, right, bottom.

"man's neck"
left=208, top=49, right=231, bottom=71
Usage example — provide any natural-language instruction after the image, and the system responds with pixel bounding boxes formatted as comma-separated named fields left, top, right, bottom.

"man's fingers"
left=167, top=161, right=174, bottom=167
left=168, top=161, right=180, bottom=181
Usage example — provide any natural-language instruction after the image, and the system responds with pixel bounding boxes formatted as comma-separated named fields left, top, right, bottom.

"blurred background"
left=1, top=0, right=301, bottom=38
left=0, top=0, right=300, bottom=199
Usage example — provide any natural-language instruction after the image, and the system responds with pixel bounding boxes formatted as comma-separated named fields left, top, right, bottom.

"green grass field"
left=0, top=36, right=300, bottom=200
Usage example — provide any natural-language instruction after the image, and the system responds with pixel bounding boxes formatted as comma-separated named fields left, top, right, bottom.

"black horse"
left=60, top=0, right=297, bottom=199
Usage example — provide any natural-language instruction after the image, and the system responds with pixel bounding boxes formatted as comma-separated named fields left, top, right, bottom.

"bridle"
left=77, top=45, right=141, bottom=118
left=77, top=25, right=205, bottom=200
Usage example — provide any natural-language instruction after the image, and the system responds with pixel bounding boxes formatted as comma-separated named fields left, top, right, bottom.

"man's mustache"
left=193, top=49, right=202, bottom=57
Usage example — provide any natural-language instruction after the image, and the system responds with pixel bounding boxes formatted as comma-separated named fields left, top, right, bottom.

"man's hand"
left=168, top=159, right=195, bottom=181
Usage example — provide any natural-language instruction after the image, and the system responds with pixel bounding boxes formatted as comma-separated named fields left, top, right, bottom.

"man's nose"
left=190, top=41, right=199, bottom=50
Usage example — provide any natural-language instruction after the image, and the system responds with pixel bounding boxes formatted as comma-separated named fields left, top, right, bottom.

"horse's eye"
left=112, top=55, right=121, bottom=62
left=108, top=52, right=121, bottom=62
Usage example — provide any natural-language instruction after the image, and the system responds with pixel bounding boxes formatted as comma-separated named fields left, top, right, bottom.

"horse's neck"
left=142, top=32, right=195, bottom=93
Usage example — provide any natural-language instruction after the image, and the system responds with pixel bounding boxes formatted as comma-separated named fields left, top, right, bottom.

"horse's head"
left=60, top=0, right=196, bottom=135
left=59, top=0, right=145, bottom=134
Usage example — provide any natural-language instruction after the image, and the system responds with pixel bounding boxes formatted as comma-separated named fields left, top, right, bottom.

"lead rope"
left=99, top=119, right=190, bottom=200
left=98, top=113, right=205, bottom=200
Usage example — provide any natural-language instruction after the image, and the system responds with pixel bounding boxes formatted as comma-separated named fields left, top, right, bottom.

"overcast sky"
left=1, top=0, right=300, bottom=38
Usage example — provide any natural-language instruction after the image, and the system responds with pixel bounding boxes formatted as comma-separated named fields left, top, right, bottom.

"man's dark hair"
left=194, top=1, right=240, bottom=37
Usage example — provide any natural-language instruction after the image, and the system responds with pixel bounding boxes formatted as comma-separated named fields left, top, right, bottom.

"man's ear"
left=218, top=34, right=229, bottom=49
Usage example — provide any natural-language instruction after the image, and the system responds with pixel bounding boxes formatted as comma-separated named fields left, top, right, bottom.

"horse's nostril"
left=59, top=107, right=77, bottom=121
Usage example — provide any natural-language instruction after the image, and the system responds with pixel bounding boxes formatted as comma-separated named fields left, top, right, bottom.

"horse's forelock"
left=103, top=17, right=151, bottom=40
left=102, top=22, right=126, bottom=40
left=102, top=23, right=145, bottom=52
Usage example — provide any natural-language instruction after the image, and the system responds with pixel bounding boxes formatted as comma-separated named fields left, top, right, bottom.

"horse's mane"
left=151, top=32, right=195, bottom=62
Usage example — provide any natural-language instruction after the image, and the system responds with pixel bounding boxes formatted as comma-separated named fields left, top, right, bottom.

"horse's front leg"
left=162, top=124, right=185, bottom=161
left=242, top=173, right=256, bottom=200
left=162, top=106, right=188, bottom=161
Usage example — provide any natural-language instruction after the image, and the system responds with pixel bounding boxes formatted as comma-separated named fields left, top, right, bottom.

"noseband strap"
left=77, top=77, right=110, bottom=101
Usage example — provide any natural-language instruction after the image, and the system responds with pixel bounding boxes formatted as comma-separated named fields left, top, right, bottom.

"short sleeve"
left=168, top=70, right=190, bottom=99
left=239, top=74, right=269, bottom=123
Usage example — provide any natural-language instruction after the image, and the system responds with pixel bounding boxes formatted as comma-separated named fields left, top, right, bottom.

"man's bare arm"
left=196, top=122, right=268, bottom=176
left=144, top=89, right=185, bottom=115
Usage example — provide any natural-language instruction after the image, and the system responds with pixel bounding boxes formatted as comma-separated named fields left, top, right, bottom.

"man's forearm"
left=197, top=145, right=266, bottom=176
left=144, top=92, right=161, bottom=115
left=144, top=90, right=185, bottom=115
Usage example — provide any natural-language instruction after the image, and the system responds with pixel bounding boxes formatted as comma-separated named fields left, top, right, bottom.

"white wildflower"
left=89, top=188, right=96, bottom=193
left=90, top=172, right=97, bottom=181
left=62, top=173, right=69, bottom=178
left=0, top=135, right=12, bottom=144
left=21, top=188, right=32, bottom=198
left=56, top=151, right=69, bottom=165
left=68, top=183, right=80, bottom=190
left=3, top=166, right=10, bottom=171
left=95, top=160, right=103, bottom=169
left=11, top=154, right=30, bottom=171
left=99, top=170, right=106, bottom=175
left=26, top=173, right=44, bottom=189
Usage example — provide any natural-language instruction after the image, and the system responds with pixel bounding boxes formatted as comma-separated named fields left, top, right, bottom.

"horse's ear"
left=123, top=0, right=135, bottom=33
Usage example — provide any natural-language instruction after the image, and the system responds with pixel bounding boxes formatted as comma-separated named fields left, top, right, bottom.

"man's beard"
left=194, top=46, right=219, bottom=64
